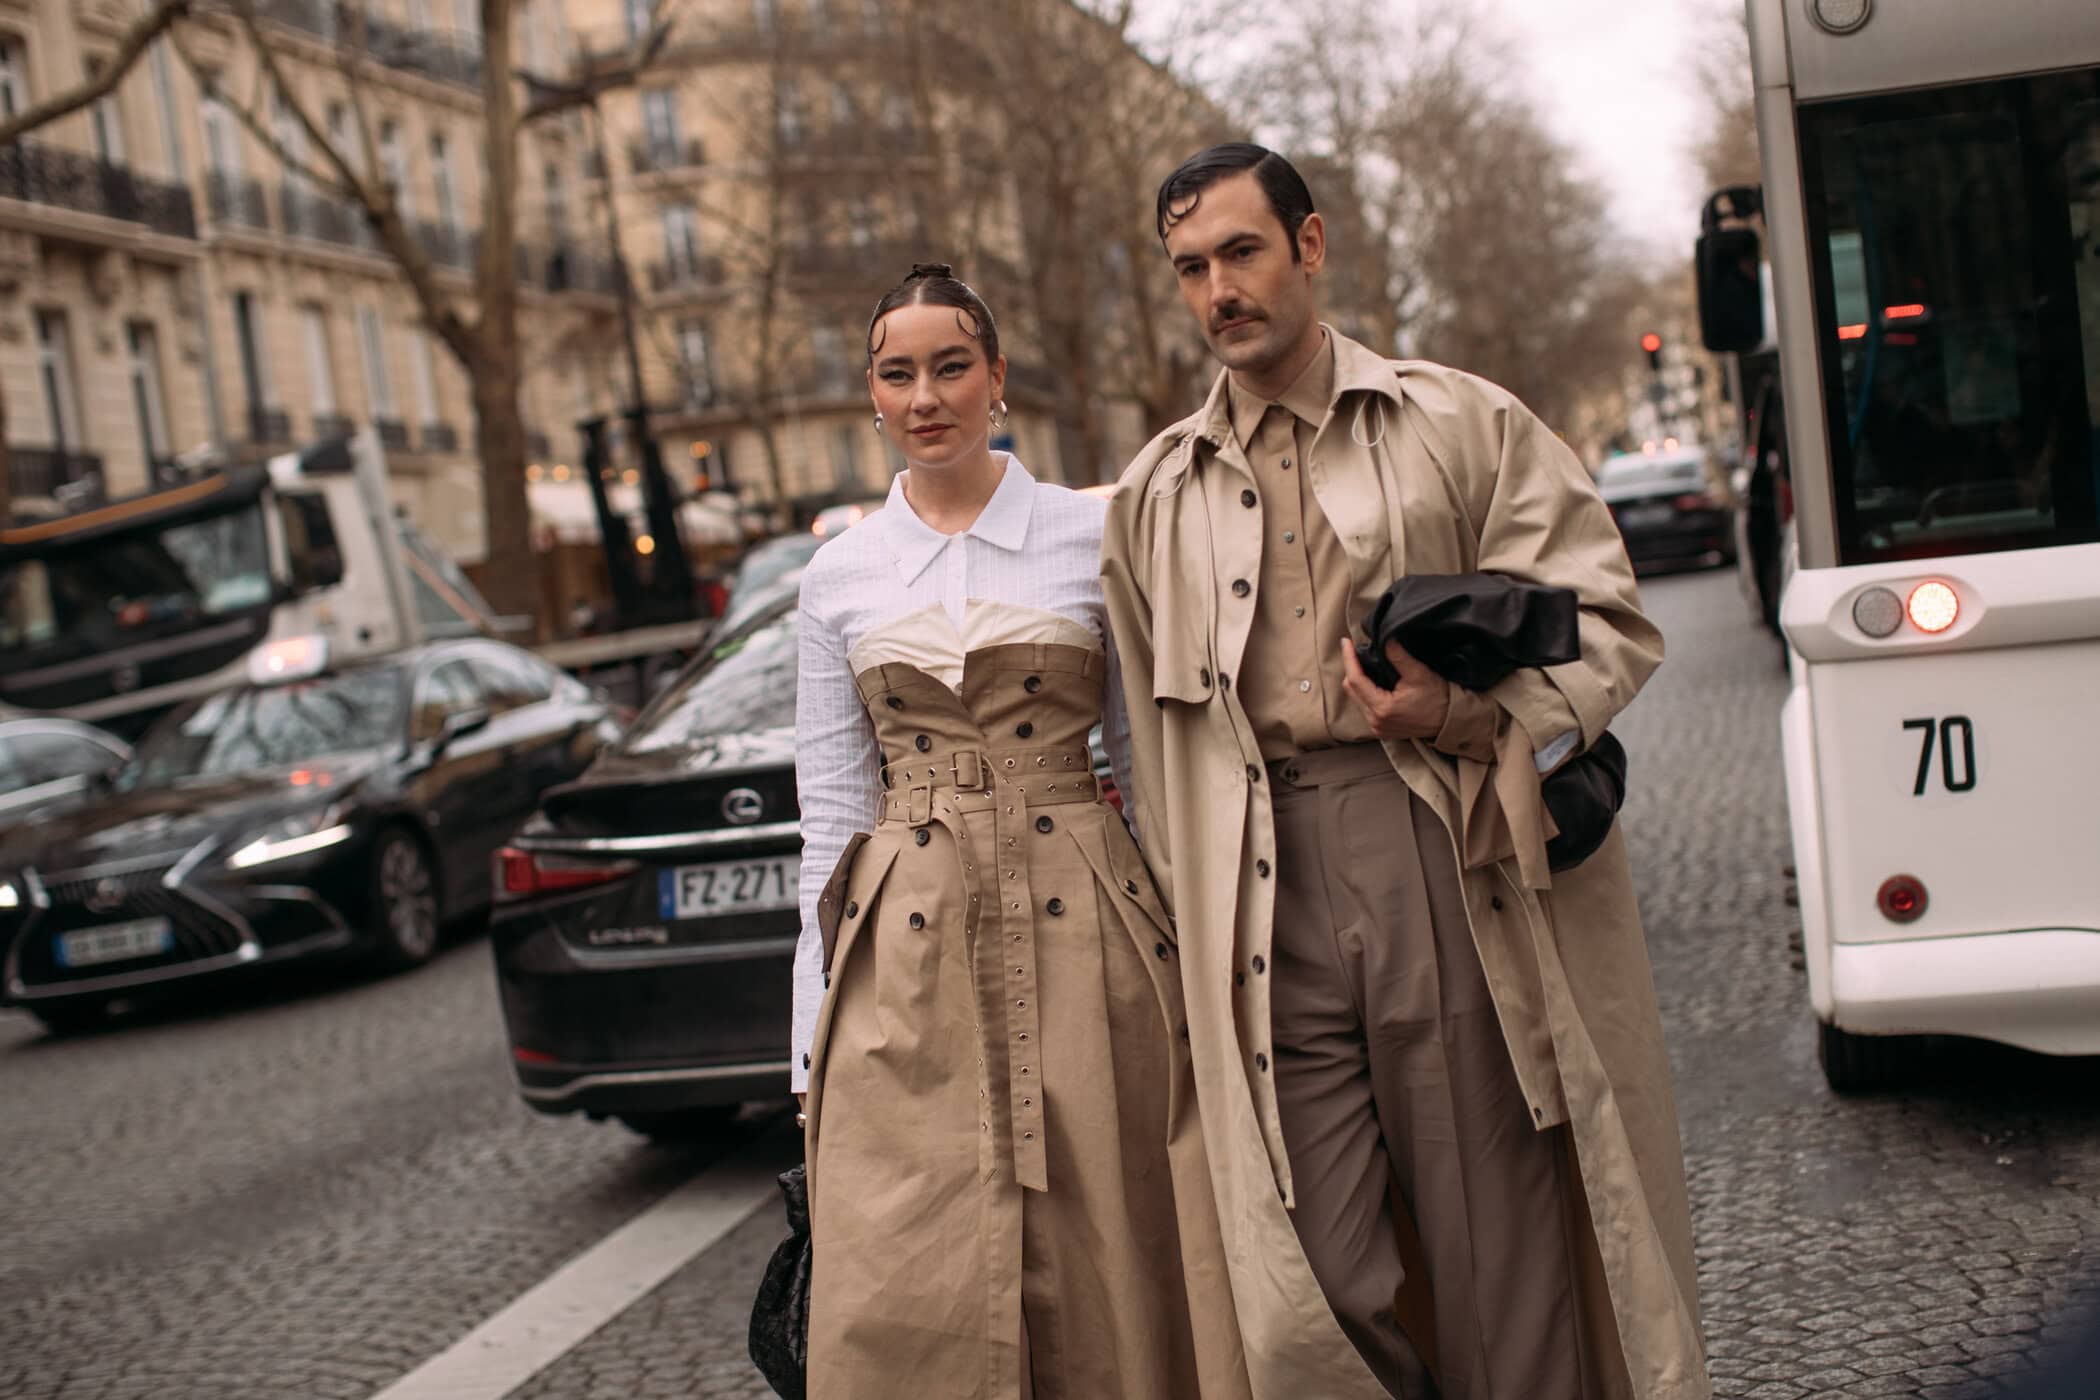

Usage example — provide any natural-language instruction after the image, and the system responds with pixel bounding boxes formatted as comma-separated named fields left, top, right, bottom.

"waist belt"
left=1266, top=741, right=1396, bottom=789
left=875, top=740, right=1096, bottom=1193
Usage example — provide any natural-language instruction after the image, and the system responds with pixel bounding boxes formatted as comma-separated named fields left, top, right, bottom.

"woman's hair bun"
left=907, top=261, right=954, bottom=281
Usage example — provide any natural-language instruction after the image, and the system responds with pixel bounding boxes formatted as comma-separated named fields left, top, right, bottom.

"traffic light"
left=1641, top=332, right=1663, bottom=371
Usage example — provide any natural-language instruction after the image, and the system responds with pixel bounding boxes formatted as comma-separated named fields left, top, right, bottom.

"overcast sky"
left=1495, top=0, right=1715, bottom=256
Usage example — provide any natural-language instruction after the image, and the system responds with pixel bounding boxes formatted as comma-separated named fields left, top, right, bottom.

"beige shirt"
left=1226, top=332, right=1502, bottom=765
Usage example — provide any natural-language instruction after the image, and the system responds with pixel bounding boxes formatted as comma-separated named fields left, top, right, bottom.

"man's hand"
left=1339, top=637, right=1450, bottom=741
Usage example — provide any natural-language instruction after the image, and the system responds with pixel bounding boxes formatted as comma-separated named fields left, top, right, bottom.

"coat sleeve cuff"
left=1431, top=679, right=1502, bottom=764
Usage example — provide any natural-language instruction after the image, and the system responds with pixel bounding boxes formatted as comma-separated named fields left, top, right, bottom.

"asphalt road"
left=3, top=566, right=2097, bottom=1400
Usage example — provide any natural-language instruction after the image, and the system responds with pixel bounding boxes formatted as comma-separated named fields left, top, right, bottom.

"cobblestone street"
left=3, top=567, right=2096, bottom=1399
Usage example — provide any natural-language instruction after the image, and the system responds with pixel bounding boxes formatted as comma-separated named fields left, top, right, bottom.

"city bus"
left=1697, top=0, right=2100, bottom=1090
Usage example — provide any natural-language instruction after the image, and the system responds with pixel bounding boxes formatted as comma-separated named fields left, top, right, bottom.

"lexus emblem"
left=721, top=788, right=764, bottom=825
left=85, top=878, right=125, bottom=914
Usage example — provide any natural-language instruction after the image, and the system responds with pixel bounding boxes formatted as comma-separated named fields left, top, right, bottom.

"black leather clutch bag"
left=1357, top=573, right=1624, bottom=872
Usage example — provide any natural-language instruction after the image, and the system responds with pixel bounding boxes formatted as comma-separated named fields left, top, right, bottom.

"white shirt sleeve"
left=790, top=579, right=883, bottom=1094
left=1533, top=727, right=1582, bottom=774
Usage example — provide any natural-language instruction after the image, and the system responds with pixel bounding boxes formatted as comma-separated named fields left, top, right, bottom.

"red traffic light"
left=1640, top=332, right=1663, bottom=354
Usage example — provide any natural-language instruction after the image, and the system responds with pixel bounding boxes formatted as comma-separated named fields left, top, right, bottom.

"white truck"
left=0, top=430, right=503, bottom=739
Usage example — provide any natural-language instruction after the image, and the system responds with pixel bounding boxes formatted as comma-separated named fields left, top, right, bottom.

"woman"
left=790, top=264, right=1247, bottom=1399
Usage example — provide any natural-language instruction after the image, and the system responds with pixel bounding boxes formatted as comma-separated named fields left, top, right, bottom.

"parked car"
left=0, top=718, right=131, bottom=827
left=713, top=533, right=825, bottom=638
left=489, top=595, right=1127, bottom=1143
left=1595, top=446, right=1737, bottom=574
left=0, top=636, right=620, bottom=1035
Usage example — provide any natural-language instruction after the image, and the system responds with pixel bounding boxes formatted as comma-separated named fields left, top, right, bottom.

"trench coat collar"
left=1187, top=324, right=1408, bottom=460
left=1226, top=328, right=1337, bottom=449
left=881, top=452, right=1035, bottom=586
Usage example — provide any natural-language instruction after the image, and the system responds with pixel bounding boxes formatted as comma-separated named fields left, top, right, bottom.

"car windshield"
left=0, top=504, right=273, bottom=664
left=729, top=534, right=823, bottom=599
left=1799, top=69, right=2100, bottom=564
left=122, top=664, right=407, bottom=787
left=623, top=607, right=797, bottom=755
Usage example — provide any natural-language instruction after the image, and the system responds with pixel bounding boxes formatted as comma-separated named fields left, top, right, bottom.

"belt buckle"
left=907, top=783, right=932, bottom=826
left=951, top=748, right=986, bottom=792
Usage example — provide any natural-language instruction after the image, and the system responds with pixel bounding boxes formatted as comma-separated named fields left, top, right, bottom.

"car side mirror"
left=435, top=706, right=490, bottom=751
left=1696, top=227, right=1765, bottom=354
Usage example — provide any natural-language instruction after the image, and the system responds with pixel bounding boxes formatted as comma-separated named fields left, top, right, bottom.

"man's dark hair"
left=1155, top=143, right=1317, bottom=257
left=866, top=261, right=1001, bottom=365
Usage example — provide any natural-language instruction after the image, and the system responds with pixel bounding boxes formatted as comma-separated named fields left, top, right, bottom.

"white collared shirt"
left=789, top=454, right=1133, bottom=1090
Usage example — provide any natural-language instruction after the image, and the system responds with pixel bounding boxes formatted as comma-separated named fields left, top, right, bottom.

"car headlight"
left=0, top=879, right=18, bottom=910
left=227, top=806, right=353, bottom=870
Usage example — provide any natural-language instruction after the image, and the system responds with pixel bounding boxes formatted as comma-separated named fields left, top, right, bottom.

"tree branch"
left=166, top=25, right=341, bottom=191
left=0, top=0, right=191, bottom=147
left=518, top=0, right=681, bottom=125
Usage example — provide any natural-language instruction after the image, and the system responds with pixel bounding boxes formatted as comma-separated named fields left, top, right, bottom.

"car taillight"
left=1672, top=492, right=1716, bottom=512
left=1876, top=874, right=1927, bottom=924
left=494, top=847, right=636, bottom=902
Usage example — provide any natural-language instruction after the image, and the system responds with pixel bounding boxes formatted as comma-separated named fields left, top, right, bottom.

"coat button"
left=1155, top=942, right=1169, bottom=959
left=1252, top=954, right=1266, bottom=974
left=1235, top=971, right=1246, bottom=987
left=885, top=695, right=905, bottom=710
left=909, top=912, right=925, bottom=929
left=1046, top=898, right=1064, bottom=915
left=1016, top=721, right=1034, bottom=738
left=1199, top=667, right=1212, bottom=688
left=1491, top=895, right=1505, bottom=911
left=915, top=734, right=932, bottom=752
left=1036, top=816, right=1054, bottom=834
left=1231, top=578, right=1251, bottom=598
left=1218, top=672, right=1231, bottom=690
left=1280, top=456, right=1293, bottom=470
left=1255, top=1052, right=1269, bottom=1072
left=845, top=901, right=859, bottom=918
left=1246, top=764, right=1261, bottom=783
left=1256, top=859, right=1271, bottom=878
left=802, top=1053, right=811, bottom=1069
left=1240, top=488, right=1257, bottom=508
left=1124, top=879, right=1139, bottom=895
left=914, top=828, right=931, bottom=846
left=1024, top=675, right=1042, bottom=693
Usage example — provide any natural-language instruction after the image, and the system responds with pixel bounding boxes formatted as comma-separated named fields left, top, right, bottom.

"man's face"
left=1163, top=170, right=1323, bottom=378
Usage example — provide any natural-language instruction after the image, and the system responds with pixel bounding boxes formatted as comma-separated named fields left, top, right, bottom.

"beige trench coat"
left=1100, top=329, right=1709, bottom=1400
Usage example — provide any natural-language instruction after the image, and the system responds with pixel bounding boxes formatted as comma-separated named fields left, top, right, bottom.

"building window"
left=455, top=0, right=481, bottom=51
left=300, top=305, right=337, bottom=418
left=233, top=291, right=273, bottom=425
left=407, top=0, right=431, bottom=30
left=86, top=58, right=126, bottom=166
left=127, top=322, right=171, bottom=464
left=359, top=306, right=395, bottom=418
left=882, top=91, right=910, bottom=134
left=625, top=0, right=652, bottom=40
left=861, top=0, right=882, bottom=31
left=34, top=311, right=83, bottom=451
left=641, top=88, right=679, bottom=162
left=753, top=0, right=779, bottom=34
left=410, top=331, right=441, bottom=428
left=203, top=94, right=242, bottom=177
left=849, top=195, right=874, bottom=250
left=829, top=81, right=854, bottom=129
left=0, top=35, right=26, bottom=120
left=662, top=203, right=701, bottom=279
left=430, top=131, right=457, bottom=230
left=810, top=325, right=851, bottom=396
left=544, top=162, right=566, bottom=238
left=379, top=121, right=412, bottom=216
left=150, top=43, right=185, bottom=177
left=677, top=320, right=713, bottom=404
left=777, top=83, right=804, bottom=148
left=832, top=421, right=858, bottom=490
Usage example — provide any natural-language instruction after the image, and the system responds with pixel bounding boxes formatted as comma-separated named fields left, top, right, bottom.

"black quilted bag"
left=748, top=1164, right=811, bottom=1399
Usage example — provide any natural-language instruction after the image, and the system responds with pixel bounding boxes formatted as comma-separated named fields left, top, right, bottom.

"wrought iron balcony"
left=648, top=255, right=725, bottom=293
left=412, top=219, right=473, bottom=269
left=280, top=184, right=372, bottom=250
left=8, top=447, right=103, bottom=502
left=630, top=137, right=706, bottom=175
left=539, top=244, right=619, bottom=295
left=376, top=418, right=410, bottom=451
left=0, top=142, right=198, bottom=238
left=779, top=123, right=921, bottom=162
left=421, top=422, right=460, bottom=453
left=206, top=169, right=272, bottom=231
left=232, top=0, right=484, bottom=92
left=247, top=406, right=293, bottom=445
left=312, top=413, right=356, bottom=440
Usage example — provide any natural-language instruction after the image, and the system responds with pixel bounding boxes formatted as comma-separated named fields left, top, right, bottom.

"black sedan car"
left=490, top=596, right=1125, bottom=1143
left=1595, top=446, right=1737, bottom=574
left=491, top=596, right=802, bottom=1141
left=0, top=637, right=618, bottom=1033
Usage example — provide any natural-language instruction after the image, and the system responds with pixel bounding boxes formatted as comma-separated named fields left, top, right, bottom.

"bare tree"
left=1691, top=5, right=1760, bottom=192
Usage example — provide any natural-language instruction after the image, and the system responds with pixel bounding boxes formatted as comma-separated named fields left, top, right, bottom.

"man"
left=1101, top=143, right=1708, bottom=1400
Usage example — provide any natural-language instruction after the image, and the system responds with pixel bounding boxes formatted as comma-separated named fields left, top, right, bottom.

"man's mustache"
left=1210, top=304, right=1265, bottom=334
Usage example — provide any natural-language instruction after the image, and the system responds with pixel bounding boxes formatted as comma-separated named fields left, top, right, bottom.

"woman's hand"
left=1338, top=637, right=1450, bottom=741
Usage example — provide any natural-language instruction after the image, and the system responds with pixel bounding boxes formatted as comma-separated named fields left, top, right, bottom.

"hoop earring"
left=872, top=413, right=885, bottom=433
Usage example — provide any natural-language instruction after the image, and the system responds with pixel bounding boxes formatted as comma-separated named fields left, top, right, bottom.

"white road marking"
left=367, top=1134, right=788, bottom=1400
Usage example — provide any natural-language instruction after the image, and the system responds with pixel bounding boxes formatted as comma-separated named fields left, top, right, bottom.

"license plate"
left=1620, top=503, right=1672, bottom=527
left=658, top=855, right=799, bottom=920
left=56, top=917, right=174, bottom=969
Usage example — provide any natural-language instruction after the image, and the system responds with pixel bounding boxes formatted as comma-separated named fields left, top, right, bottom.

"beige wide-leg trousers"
left=1266, top=743, right=1602, bottom=1400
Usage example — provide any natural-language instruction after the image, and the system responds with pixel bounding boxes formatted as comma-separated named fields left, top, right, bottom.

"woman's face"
left=866, top=301, right=1007, bottom=472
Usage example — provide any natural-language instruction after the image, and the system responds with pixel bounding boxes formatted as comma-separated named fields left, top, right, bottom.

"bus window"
left=1799, top=71, right=2100, bottom=565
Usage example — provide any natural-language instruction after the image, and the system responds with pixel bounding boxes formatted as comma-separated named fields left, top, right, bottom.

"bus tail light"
left=1876, top=875, right=1928, bottom=924
left=1906, top=581, right=1959, bottom=633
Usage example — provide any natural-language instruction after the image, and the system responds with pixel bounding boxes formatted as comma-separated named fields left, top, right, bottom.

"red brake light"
left=495, top=848, right=636, bottom=901
left=1906, top=581, right=1959, bottom=634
